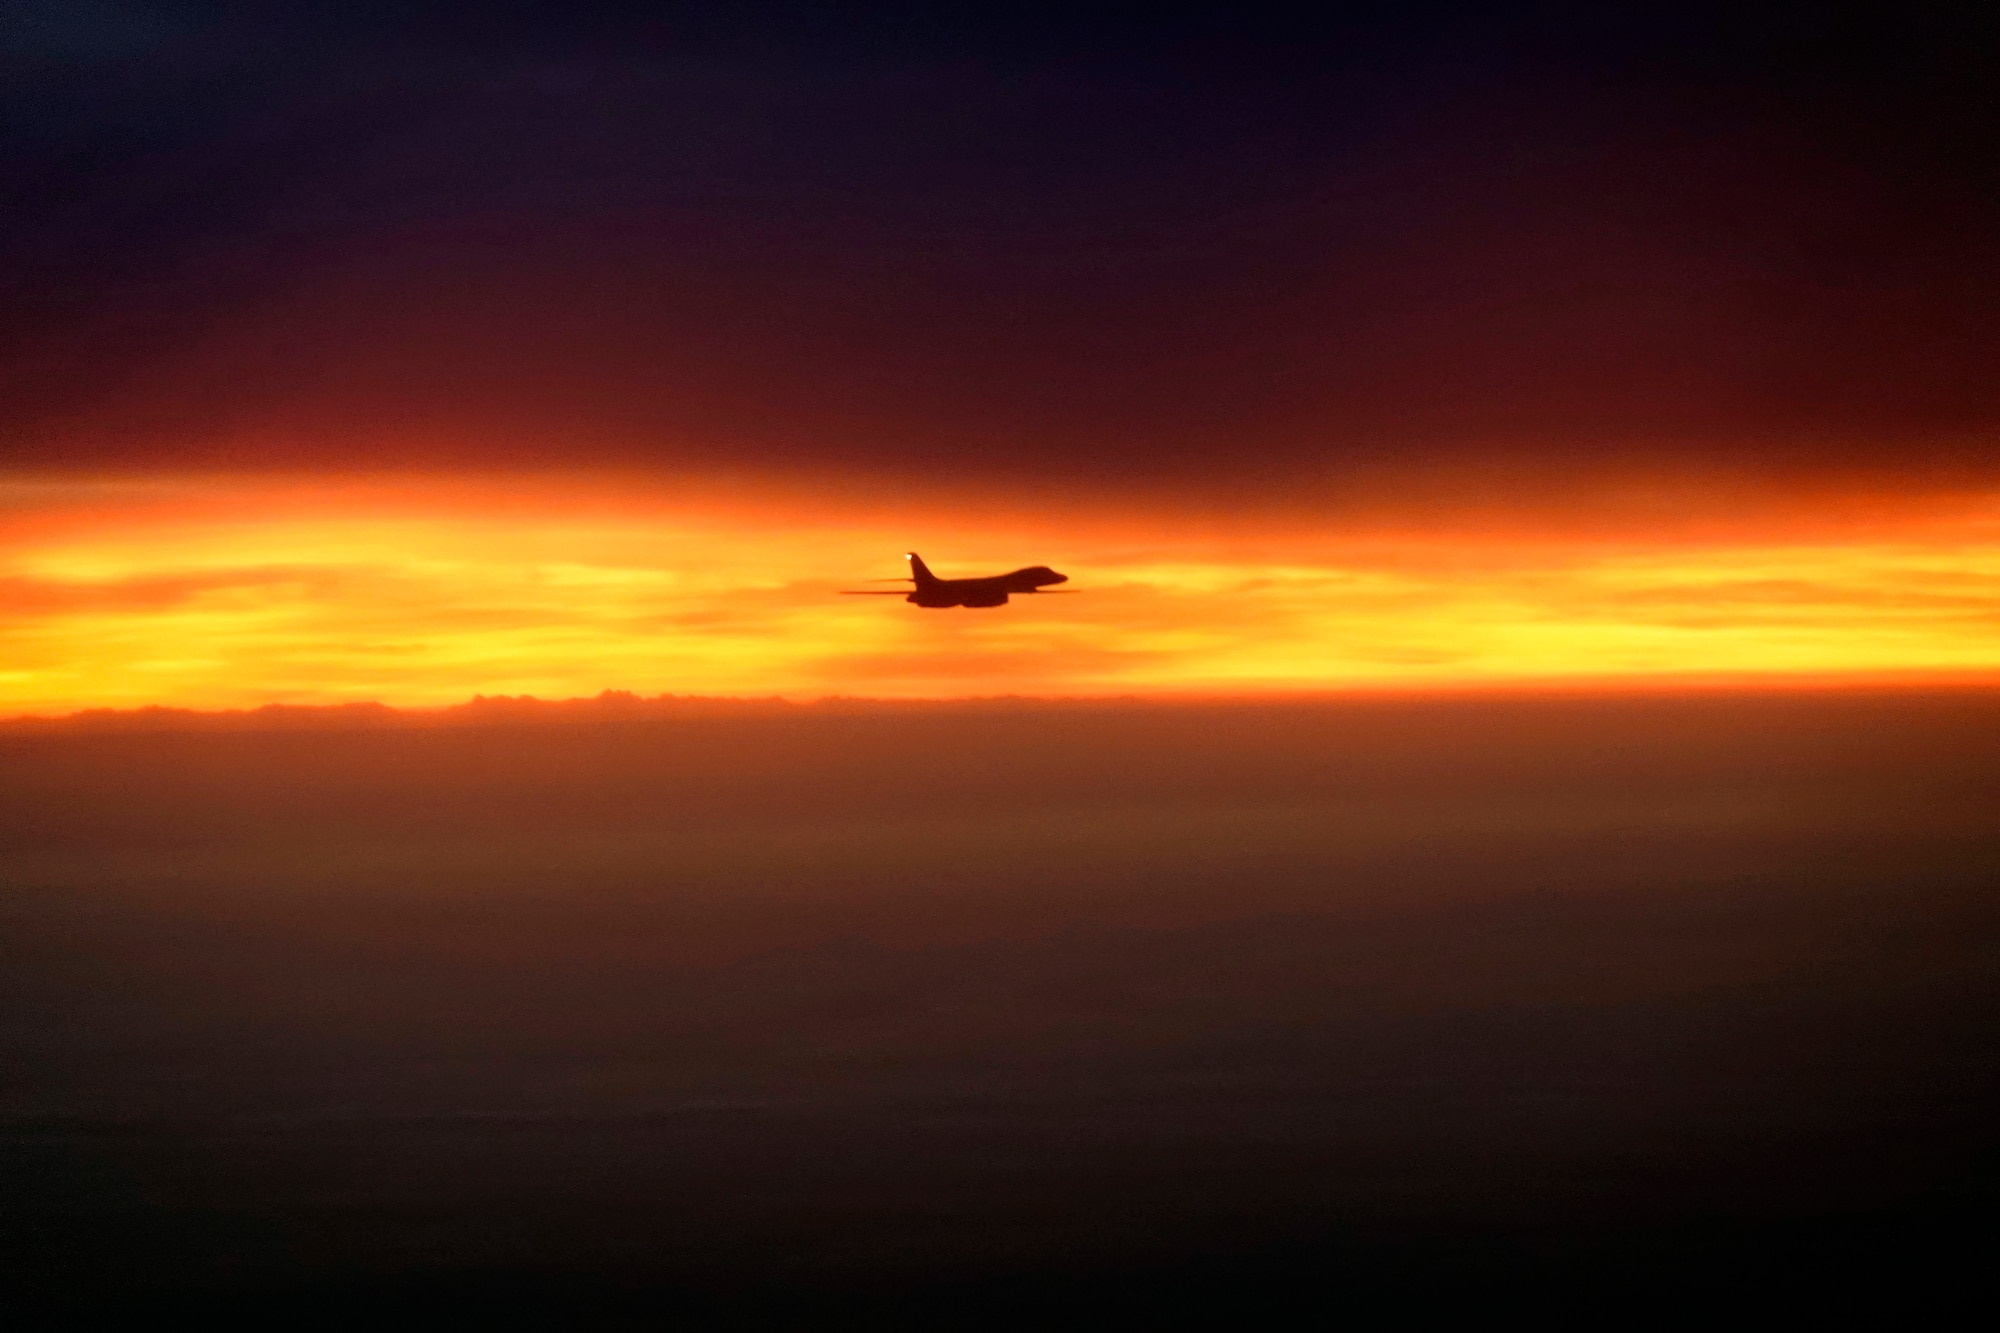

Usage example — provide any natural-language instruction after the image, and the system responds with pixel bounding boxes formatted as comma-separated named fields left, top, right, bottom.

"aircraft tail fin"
left=905, top=552, right=938, bottom=588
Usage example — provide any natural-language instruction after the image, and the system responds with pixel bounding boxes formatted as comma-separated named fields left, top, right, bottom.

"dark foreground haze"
left=5, top=693, right=1998, bottom=1322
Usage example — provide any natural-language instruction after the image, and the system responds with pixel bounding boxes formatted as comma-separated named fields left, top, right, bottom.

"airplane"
left=841, top=552, right=1073, bottom=608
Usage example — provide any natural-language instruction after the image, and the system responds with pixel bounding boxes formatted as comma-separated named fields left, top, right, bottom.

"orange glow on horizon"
left=4, top=472, right=1998, bottom=715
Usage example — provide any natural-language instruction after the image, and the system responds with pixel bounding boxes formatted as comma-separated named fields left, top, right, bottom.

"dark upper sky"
left=4, top=1, right=1996, bottom=487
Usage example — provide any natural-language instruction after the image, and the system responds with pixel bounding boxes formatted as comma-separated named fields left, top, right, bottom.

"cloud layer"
left=5, top=474, right=1995, bottom=713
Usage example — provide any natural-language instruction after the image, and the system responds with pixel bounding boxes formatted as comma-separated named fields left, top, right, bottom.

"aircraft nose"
left=1052, top=571, right=1069, bottom=583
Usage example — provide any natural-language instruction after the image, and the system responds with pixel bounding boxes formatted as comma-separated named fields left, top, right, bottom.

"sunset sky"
left=4, top=471, right=1998, bottom=712
left=10, top=10, right=2000, bottom=1314
left=5, top=3, right=1996, bottom=711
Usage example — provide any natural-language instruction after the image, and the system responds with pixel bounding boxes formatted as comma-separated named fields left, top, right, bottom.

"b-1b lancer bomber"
left=842, top=553, right=1073, bottom=608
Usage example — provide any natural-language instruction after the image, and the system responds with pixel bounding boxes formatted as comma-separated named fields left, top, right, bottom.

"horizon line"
left=9, top=673, right=2000, bottom=733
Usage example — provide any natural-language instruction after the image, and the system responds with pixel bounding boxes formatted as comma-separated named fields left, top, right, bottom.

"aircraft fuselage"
left=906, top=553, right=1067, bottom=608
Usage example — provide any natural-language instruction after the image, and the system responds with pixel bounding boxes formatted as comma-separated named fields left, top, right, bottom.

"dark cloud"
left=5, top=696, right=2000, bottom=1306
left=4, top=3, right=1996, bottom=484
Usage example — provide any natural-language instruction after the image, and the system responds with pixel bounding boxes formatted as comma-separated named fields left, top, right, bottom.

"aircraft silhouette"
left=841, top=553, right=1073, bottom=608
